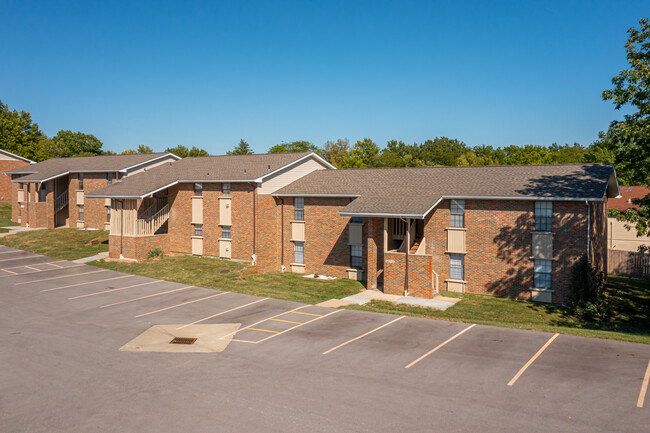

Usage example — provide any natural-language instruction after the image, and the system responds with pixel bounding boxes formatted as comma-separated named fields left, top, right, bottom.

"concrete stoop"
left=321, top=289, right=460, bottom=311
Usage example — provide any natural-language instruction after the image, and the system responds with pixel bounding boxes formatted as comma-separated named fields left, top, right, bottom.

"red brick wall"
left=366, top=218, right=382, bottom=289
left=24, top=182, right=54, bottom=229
left=69, top=173, right=110, bottom=229
left=109, top=234, right=168, bottom=260
left=256, top=194, right=281, bottom=271
left=0, top=160, right=30, bottom=201
left=383, top=251, right=434, bottom=298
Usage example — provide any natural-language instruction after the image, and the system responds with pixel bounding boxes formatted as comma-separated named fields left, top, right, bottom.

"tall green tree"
left=268, top=140, right=319, bottom=154
left=120, top=144, right=154, bottom=155
left=46, top=130, right=104, bottom=158
left=320, top=138, right=350, bottom=167
left=418, top=137, right=468, bottom=166
left=0, top=99, right=47, bottom=161
left=227, top=139, right=253, bottom=155
left=603, top=18, right=650, bottom=247
left=165, top=145, right=209, bottom=158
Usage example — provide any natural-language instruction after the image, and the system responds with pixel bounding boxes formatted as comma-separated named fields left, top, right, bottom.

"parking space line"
left=68, top=280, right=160, bottom=299
left=3, top=261, right=65, bottom=271
left=323, top=316, right=405, bottom=355
left=176, top=298, right=269, bottom=330
left=0, top=255, right=39, bottom=263
left=99, top=286, right=195, bottom=308
left=0, top=251, right=21, bottom=255
left=49, top=263, right=63, bottom=268
left=638, top=360, right=650, bottom=408
left=405, top=324, right=477, bottom=369
left=25, top=266, right=40, bottom=271
left=14, top=269, right=106, bottom=285
left=40, top=275, right=133, bottom=293
left=217, top=305, right=310, bottom=339
left=292, top=311, right=323, bottom=317
left=0, top=263, right=84, bottom=277
left=246, top=327, right=281, bottom=333
left=1, top=269, right=17, bottom=274
left=507, top=333, right=559, bottom=386
left=255, top=310, right=342, bottom=344
left=269, top=318, right=303, bottom=324
left=134, top=292, right=229, bottom=317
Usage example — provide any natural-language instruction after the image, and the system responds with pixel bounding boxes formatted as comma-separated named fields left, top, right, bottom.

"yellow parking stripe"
left=292, top=311, right=323, bottom=317
left=246, top=327, right=281, bottom=334
left=269, top=318, right=303, bottom=324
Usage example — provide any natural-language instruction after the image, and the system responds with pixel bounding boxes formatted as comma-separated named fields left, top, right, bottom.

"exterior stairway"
left=410, top=237, right=424, bottom=254
left=54, top=191, right=68, bottom=212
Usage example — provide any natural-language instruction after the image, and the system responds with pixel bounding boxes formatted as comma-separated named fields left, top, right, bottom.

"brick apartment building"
left=86, top=152, right=619, bottom=304
left=0, top=149, right=33, bottom=201
left=4, top=153, right=179, bottom=229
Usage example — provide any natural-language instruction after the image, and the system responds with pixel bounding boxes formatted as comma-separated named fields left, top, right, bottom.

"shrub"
left=569, top=257, right=610, bottom=321
left=148, top=248, right=162, bottom=259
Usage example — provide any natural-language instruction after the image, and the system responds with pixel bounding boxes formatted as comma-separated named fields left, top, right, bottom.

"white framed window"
left=294, top=241, right=304, bottom=264
left=194, top=183, right=203, bottom=196
left=534, top=259, right=552, bottom=289
left=194, top=224, right=203, bottom=237
left=78, top=174, right=84, bottom=190
left=450, top=200, right=465, bottom=228
left=294, top=197, right=304, bottom=221
left=78, top=205, right=84, bottom=222
left=450, top=253, right=464, bottom=280
left=351, top=245, right=363, bottom=269
left=222, top=183, right=231, bottom=196
left=535, top=201, right=552, bottom=232
left=222, top=225, right=231, bottom=239
left=107, top=207, right=111, bottom=222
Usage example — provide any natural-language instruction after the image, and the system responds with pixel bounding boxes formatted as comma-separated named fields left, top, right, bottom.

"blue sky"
left=0, top=1, right=646, bottom=154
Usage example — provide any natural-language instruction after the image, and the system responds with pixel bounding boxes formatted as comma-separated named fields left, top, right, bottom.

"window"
left=107, top=207, right=111, bottom=223
left=294, top=241, right=304, bottom=264
left=222, top=183, right=231, bottom=196
left=351, top=245, right=363, bottom=269
left=78, top=206, right=84, bottom=222
left=350, top=217, right=363, bottom=224
left=535, top=201, right=552, bottom=232
left=78, top=174, right=84, bottom=190
left=534, top=259, right=552, bottom=289
left=107, top=172, right=114, bottom=184
left=38, top=185, right=47, bottom=202
left=449, top=254, right=464, bottom=280
left=450, top=200, right=465, bottom=228
left=294, top=197, right=304, bottom=221
left=194, top=183, right=202, bottom=196
left=222, top=225, right=231, bottom=239
left=194, top=224, right=203, bottom=237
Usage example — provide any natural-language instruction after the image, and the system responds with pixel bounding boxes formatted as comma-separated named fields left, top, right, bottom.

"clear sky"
left=0, top=0, right=646, bottom=154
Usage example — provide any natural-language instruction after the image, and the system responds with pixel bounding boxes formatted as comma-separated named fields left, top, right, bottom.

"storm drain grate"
left=170, top=337, right=197, bottom=345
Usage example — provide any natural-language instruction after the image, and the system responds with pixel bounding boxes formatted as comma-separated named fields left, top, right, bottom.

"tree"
left=418, top=137, right=468, bottom=166
left=165, top=145, right=209, bottom=158
left=227, top=139, right=253, bottom=155
left=320, top=139, right=350, bottom=167
left=45, top=130, right=104, bottom=158
left=268, top=140, right=319, bottom=154
left=0, top=99, right=48, bottom=161
left=120, top=144, right=153, bottom=155
left=344, top=138, right=381, bottom=168
left=380, top=140, right=424, bottom=167
left=603, top=18, right=650, bottom=248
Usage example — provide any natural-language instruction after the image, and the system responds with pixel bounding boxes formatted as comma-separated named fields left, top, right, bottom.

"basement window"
left=535, top=202, right=552, bottom=232
left=294, top=197, right=304, bottom=221
left=534, top=259, right=552, bottom=289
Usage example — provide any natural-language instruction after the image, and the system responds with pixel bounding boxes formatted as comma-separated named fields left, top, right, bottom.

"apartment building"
left=0, top=149, right=33, bottom=201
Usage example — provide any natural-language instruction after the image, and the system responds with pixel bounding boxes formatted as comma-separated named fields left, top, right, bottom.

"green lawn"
left=0, top=228, right=109, bottom=260
left=0, top=200, right=19, bottom=233
left=344, top=276, right=650, bottom=344
left=91, top=255, right=363, bottom=304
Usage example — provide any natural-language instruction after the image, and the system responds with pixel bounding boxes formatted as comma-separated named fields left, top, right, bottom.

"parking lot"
left=1, top=245, right=649, bottom=432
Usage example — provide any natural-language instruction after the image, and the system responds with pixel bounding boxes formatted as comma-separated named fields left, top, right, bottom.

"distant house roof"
left=86, top=152, right=334, bottom=199
left=274, top=163, right=619, bottom=219
left=608, top=186, right=650, bottom=212
left=0, top=149, right=34, bottom=164
left=6, top=153, right=179, bottom=183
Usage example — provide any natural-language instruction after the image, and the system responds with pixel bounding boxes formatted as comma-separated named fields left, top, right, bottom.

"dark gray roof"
left=6, top=153, right=176, bottom=182
left=86, top=152, right=318, bottom=198
left=274, top=164, right=618, bottom=218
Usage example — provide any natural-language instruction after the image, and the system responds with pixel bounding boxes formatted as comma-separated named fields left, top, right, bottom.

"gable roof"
left=6, top=153, right=179, bottom=183
left=274, top=163, right=619, bottom=219
left=0, top=149, right=34, bottom=164
left=86, top=152, right=333, bottom=199
left=608, top=185, right=650, bottom=212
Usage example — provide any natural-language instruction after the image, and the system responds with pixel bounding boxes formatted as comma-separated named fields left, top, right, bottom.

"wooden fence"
left=608, top=249, right=650, bottom=279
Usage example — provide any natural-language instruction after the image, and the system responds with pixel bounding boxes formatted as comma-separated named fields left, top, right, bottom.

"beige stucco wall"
left=607, top=216, right=650, bottom=252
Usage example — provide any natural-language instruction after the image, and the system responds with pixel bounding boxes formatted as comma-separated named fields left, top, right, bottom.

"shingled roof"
left=86, top=152, right=329, bottom=199
left=274, top=164, right=619, bottom=218
left=6, top=153, right=178, bottom=182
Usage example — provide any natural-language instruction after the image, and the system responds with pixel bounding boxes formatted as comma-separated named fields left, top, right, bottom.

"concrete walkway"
left=0, top=226, right=44, bottom=238
left=72, top=252, right=109, bottom=263
left=319, top=289, right=460, bottom=310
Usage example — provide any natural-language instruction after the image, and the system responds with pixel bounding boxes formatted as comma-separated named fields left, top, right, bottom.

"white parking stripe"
left=176, top=298, right=269, bottom=330
left=0, top=263, right=82, bottom=277
left=255, top=310, right=342, bottom=344
left=0, top=255, right=39, bottom=263
left=68, top=280, right=160, bottom=299
left=405, top=324, right=477, bottom=369
left=40, top=275, right=133, bottom=293
left=637, top=359, right=650, bottom=408
left=323, top=316, right=405, bottom=355
left=99, top=286, right=195, bottom=308
left=135, top=291, right=229, bottom=317
left=507, top=333, right=559, bottom=386
left=14, top=269, right=107, bottom=285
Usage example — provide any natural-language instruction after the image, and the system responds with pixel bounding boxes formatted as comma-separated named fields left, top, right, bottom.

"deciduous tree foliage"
left=0, top=99, right=48, bottom=161
left=268, top=140, right=320, bottom=154
left=46, top=130, right=104, bottom=158
left=165, top=145, right=209, bottom=158
left=227, top=139, right=254, bottom=155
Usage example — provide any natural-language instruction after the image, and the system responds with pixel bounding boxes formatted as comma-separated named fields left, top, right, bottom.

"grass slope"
left=0, top=228, right=109, bottom=261
left=0, top=200, right=19, bottom=233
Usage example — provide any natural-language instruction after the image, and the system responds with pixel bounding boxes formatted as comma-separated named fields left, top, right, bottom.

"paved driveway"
left=1, top=246, right=649, bottom=433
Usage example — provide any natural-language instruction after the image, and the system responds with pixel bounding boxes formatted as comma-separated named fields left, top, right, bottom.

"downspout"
left=402, top=217, right=410, bottom=297
left=280, top=198, right=285, bottom=271
left=585, top=200, right=590, bottom=262
left=251, top=183, right=257, bottom=265
left=118, top=199, right=124, bottom=258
